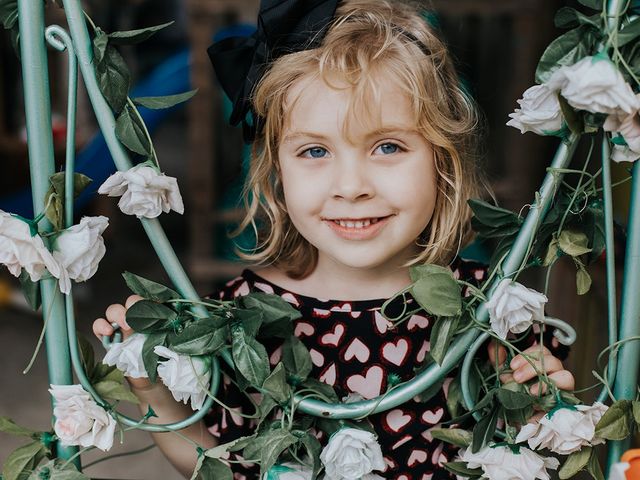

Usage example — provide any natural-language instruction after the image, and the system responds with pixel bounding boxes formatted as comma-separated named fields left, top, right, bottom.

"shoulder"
left=208, top=266, right=290, bottom=301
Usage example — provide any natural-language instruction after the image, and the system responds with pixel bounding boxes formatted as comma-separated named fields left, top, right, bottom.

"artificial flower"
left=103, top=333, right=148, bottom=378
left=515, top=402, right=608, bottom=455
left=547, top=56, right=640, bottom=115
left=485, top=279, right=547, bottom=339
left=459, top=444, right=559, bottom=480
left=98, top=164, right=184, bottom=218
left=320, top=427, right=385, bottom=480
left=53, top=216, right=108, bottom=284
left=154, top=346, right=209, bottom=410
left=507, top=84, right=563, bottom=135
left=0, top=210, right=67, bottom=292
left=49, top=384, right=116, bottom=451
left=604, top=105, right=640, bottom=163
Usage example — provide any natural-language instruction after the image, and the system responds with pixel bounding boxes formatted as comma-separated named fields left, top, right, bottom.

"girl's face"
left=277, top=74, right=438, bottom=277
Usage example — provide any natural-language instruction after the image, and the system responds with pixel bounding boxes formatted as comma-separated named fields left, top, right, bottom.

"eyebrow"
left=282, top=126, right=419, bottom=144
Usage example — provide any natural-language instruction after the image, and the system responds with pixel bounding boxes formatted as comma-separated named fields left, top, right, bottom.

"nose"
left=329, top=157, right=374, bottom=201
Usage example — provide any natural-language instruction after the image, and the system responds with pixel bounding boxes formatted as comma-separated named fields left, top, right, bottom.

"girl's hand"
left=487, top=342, right=575, bottom=395
left=92, top=295, right=151, bottom=390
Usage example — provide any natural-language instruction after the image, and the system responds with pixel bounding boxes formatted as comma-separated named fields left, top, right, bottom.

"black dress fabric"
left=203, top=258, right=568, bottom=480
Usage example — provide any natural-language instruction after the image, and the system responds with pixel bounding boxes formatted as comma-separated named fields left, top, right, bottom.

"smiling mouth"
left=326, top=215, right=392, bottom=230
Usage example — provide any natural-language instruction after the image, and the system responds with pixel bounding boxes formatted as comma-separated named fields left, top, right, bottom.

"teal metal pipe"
left=607, top=160, right=640, bottom=464
left=18, top=0, right=78, bottom=462
left=598, top=138, right=618, bottom=405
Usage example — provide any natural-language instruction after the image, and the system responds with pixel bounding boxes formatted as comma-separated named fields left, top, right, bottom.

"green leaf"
left=170, top=320, right=228, bottom=356
left=543, top=237, right=560, bottom=267
left=558, top=230, right=592, bottom=257
left=95, top=44, right=130, bottom=113
left=559, top=446, right=592, bottom=479
left=94, top=380, right=139, bottom=404
left=558, top=94, right=584, bottom=136
left=468, top=199, right=522, bottom=238
left=410, top=264, right=462, bottom=317
left=233, top=308, right=264, bottom=338
left=632, top=400, right=640, bottom=425
left=31, top=460, right=91, bottom=480
left=554, top=7, right=601, bottom=29
left=282, top=336, right=313, bottom=381
left=92, top=28, right=109, bottom=64
left=259, top=318, right=294, bottom=339
left=0, top=0, right=18, bottom=30
left=18, top=270, right=41, bottom=311
left=108, top=21, right=174, bottom=45
left=536, top=26, right=594, bottom=83
left=195, top=457, right=232, bottom=480
left=577, top=0, right=602, bottom=9
left=595, top=399, right=632, bottom=440
left=587, top=447, right=604, bottom=480
left=238, top=293, right=302, bottom=324
left=2, top=441, right=45, bottom=480
left=231, top=326, right=270, bottom=388
left=576, top=265, right=592, bottom=295
left=299, top=378, right=339, bottom=403
left=261, top=363, right=291, bottom=404
left=471, top=406, right=500, bottom=453
left=446, top=376, right=463, bottom=418
left=496, top=388, right=534, bottom=410
left=133, top=89, right=197, bottom=109
left=430, top=428, right=472, bottom=448
left=122, top=272, right=180, bottom=302
left=142, top=332, right=167, bottom=383
left=0, top=417, right=37, bottom=437
left=443, top=461, right=483, bottom=478
left=77, top=335, right=96, bottom=380
left=255, top=429, right=298, bottom=477
left=48, top=172, right=93, bottom=198
left=126, top=300, right=178, bottom=333
left=115, top=103, right=152, bottom=156
left=430, top=316, right=459, bottom=365
left=43, top=172, right=93, bottom=230
left=300, top=433, right=322, bottom=479
left=617, top=17, right=640, bottom=47
left=205, top=435, right=256, bottom=459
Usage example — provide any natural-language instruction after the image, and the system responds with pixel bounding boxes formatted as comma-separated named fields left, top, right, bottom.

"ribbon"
left=208, top=0, right=339, bottom=143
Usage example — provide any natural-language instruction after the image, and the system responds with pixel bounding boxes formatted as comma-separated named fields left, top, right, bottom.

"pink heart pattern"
left=320, top=323, right=345, bottom=347
left=343, top=338, right=370, bottom=363
left=381, top=338, right=410, bottom=366
left=346, top=365, right=384, bottom=399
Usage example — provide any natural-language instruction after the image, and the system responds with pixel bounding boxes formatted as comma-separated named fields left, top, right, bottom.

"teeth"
left=334, top=218, right=380, bottom=229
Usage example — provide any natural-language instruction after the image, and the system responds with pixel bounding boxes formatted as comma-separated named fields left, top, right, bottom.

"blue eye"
left=375, top=143, right=400, bottom=155
left=301, top=147, right=328, bottom=158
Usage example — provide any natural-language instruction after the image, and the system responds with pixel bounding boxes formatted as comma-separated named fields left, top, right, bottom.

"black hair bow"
left=208, top=0, right=339, bottom=143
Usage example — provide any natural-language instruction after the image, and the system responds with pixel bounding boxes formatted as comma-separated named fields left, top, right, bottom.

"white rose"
left=53, top=216, right=108, bottom=284
left=263, top=463, right=314, bottom=480
left=609, top=462, right=630, bottom=480
left=154, top=346, right=209, bottom=410
left=320, top=428, right=385, bottom=480
left=604, top=106, right=640, bottom=163
left=547, top=56, right=640, bottom=115
left=459, top=444, right=559, bottom=480
left=49, top=384, right=116, bottom=451
left=0, top=210, right=68, bottom=293
left=98, top=164, right=184, bottom=218
left=507, top=84, right=563, bottom=135
left=485, top=279, right=547, bottom=340
left=103, top=333, right=148, bottom=378
left=515, top=402, right=608, bottom=455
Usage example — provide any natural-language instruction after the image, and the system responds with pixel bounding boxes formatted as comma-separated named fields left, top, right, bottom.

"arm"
left=93, top=295, right=218, bottom=478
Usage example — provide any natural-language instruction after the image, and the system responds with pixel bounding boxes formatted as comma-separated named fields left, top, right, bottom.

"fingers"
left=125, top=294, right=143, bottom=308
left=487, top=341, right=507, bottom=366
left=93, top=317, right=115, bottom=338
left=511, top=354, right=564, bottom=384
left=529, top=370, right=575, bottom=395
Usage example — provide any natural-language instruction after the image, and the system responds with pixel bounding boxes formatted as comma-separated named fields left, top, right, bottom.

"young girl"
left=93, top=0, right=574, bottom=478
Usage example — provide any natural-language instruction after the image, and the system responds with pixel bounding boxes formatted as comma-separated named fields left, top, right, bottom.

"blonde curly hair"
left=232, top=0, right=487, bottom=278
